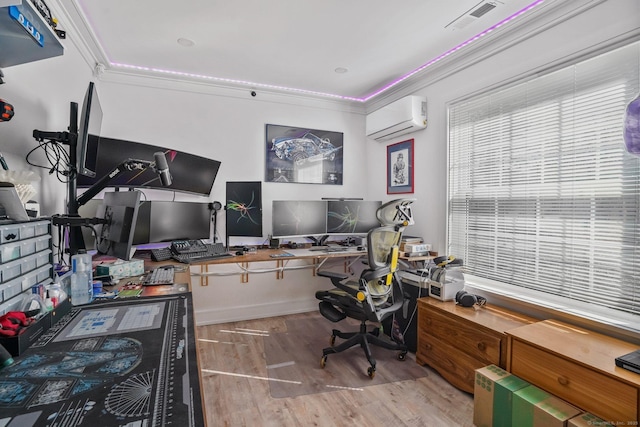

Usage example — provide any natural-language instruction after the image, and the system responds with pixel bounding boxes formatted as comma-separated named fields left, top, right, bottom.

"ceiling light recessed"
left=177, top=38, right=195, bottom=47
left=334, top=67, right=348, bottom=74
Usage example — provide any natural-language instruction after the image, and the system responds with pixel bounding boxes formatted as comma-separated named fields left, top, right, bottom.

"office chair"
left=315, top=199, right=415, bottom=378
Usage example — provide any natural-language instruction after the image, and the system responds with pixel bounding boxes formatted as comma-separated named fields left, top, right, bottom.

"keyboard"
left=144, top=266, right=175, bottom=285
left=171, top=243, right=233, bottom=264
left=150, top=247, right=173, bottom=262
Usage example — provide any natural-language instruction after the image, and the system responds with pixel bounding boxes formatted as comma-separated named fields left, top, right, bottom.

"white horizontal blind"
left=448, top=42, right=640, bottom=315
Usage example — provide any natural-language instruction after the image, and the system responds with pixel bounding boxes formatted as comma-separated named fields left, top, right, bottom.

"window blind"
left=448, top=41, right=640, bottom=315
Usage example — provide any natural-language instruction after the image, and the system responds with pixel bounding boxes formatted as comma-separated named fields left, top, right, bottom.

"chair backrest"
left=360, top=226, right=402, bottom=309
left=360, top=199, right=416, bottom=319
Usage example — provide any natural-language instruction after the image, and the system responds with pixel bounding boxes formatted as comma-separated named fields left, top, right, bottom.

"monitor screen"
left=77, top=136, right=222, bottom=196
left=327, top=200, right=382, bottom=235
left=140, top=201, right=212, bottom=243
left=76, top=81, right=102, bottom=178
left=226, top=181, right=263, bottom=237
left=94, top=191, right=141, bottom=260
left=272, top=200, right=327, bottom=238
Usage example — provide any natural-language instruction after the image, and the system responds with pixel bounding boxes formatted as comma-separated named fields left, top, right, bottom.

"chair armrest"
left=317, top=270, right=349, bottom=282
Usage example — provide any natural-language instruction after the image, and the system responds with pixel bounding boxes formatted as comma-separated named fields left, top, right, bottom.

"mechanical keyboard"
left=144, top=266, right=175, bottom=285
left=150, top=247, right=173, bottom=262
left=171, top=243, right=233, bottom=264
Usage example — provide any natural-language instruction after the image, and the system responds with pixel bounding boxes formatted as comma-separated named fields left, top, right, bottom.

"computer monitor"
left=136, top=201, right=212, bottom=243
left=77, top=136, right=221, bottom=196
left=327, top=200, right=382, bottom=235
left=94, top=191, right=141, bottom=260
left=272, top=200, right=327, bottom=239
left=76, top=81, right=102, bottom=178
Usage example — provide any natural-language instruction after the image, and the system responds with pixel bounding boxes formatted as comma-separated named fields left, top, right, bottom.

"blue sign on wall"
left=8, top=5, right=44, bottom=47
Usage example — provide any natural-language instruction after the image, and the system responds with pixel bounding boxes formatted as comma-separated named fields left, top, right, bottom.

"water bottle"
left=71, top=252, right=93, bottom=305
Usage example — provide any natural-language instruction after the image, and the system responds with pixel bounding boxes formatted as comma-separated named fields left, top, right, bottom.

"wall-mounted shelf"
left=0, top=0, right=63, bottom=68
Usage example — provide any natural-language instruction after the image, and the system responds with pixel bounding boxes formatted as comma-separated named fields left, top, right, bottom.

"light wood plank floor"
left=196, top=312, right=474, bottom=426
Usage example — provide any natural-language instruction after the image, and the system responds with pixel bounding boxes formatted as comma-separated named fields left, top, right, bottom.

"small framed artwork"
left=387, top=139, right=414, bottom=194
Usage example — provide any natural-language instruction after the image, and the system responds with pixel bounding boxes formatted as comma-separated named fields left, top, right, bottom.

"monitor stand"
left=307, top=235, right=329, bottom=247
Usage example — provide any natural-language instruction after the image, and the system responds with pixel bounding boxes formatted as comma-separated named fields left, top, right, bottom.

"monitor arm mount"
left=53, top=154, right=172, bottom=256
left=75, top=157, right=164, bottom=208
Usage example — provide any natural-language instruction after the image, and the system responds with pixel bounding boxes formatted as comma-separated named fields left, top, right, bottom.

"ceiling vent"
left=446, top=1, right=499, bottom=31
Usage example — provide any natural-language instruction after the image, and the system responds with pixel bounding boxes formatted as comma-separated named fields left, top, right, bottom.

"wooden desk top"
left=186, top=247, right=368, bottom=265
left=507, top=319, right=640, bottom=385
left=418, top=298, right=537, bottom=333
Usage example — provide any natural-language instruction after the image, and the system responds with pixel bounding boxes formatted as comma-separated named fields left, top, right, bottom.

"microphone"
left=153, top=152, right=172, bottom=186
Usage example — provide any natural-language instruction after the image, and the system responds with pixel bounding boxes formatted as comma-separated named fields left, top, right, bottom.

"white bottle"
left=71, top=252, right=93, bottom=305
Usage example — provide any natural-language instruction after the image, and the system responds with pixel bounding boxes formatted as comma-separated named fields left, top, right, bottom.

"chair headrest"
left=376, top=198, right=416, bottom=227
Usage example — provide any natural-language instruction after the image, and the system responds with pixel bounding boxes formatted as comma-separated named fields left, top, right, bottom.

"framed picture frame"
left=265, top=124, right=344, bottom=185
left=387, top=139, right=414, bottom=194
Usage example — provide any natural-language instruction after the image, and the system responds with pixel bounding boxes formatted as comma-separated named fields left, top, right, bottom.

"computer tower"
left=381, top=280, right=429, bottom=353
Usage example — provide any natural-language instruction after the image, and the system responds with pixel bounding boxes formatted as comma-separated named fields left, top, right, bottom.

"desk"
left=190, top=247, right=368, bottom=285
left=0, top=293, right=205, bottom=426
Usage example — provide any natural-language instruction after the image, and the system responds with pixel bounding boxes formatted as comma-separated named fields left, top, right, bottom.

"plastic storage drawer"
left=20, top=253, right=38, bottom=275
left=34, top=235, right=51, bottom=252
left=1, top=276, right=23, bottom=300
left=0, top=241, right=21, bottom=263
left=1, top=258, right=23, bottom=283
left=0, top=224, right=21, bottom=244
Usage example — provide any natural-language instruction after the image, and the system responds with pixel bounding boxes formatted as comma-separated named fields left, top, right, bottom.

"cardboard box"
left=568, top=413, right=614, bottom=427
left=96, top=259, right=144, bottom=280
left=474, top=365, right=530, bottom=427
left=513, top=385, right=581, bottom=427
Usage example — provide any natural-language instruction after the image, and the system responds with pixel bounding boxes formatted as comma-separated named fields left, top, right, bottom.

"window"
left=448, top=41, right=640, bottom=316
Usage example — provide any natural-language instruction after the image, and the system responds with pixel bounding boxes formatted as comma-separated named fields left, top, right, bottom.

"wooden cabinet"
left=506, top=320, right=640, bottom=423
left=416, top=298, right=535, bottom=393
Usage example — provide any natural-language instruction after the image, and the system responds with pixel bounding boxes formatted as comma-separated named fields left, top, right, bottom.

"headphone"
left=455, top=290, right=487, bottom=308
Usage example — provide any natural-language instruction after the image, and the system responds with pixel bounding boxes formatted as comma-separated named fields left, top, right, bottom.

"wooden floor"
left=196, top=312, right=474, bottom=427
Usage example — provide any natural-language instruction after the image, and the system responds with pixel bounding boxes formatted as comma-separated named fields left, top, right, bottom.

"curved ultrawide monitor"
left=77, top=136, right=221, bottom=196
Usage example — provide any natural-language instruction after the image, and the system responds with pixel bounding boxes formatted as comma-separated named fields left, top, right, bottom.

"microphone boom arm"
left=76, top=158, right=157, bottom=208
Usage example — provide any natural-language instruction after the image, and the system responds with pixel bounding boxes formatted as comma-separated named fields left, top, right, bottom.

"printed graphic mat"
left=0, top=294, right=204, bottom=427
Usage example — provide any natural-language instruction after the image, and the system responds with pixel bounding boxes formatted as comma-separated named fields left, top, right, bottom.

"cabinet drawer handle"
left=477, top=342, right=486, bottom=351
left=557, top=376, right=569, bottom=386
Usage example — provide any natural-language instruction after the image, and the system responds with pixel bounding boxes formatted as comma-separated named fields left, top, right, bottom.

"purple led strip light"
left=108, top=0, right=545, bottom=102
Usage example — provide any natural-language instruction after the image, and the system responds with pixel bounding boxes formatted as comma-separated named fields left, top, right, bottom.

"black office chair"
left=315, top=199, right=415, bottom=378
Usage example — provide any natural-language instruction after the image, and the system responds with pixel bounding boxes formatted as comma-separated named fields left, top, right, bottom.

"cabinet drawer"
left=510, top=340, right=637, bottom=423
left=420, top=307, right=502, bottom=364
left=417, top=331, right=488, bottom=394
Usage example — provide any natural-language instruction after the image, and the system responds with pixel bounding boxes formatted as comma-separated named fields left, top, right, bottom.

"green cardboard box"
left=513, top=385, right=582, bottom=427
left=473, top=364, right=530, bottom=427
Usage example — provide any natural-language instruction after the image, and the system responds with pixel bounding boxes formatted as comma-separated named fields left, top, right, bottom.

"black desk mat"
left=0, top=293, right=204, bottom=426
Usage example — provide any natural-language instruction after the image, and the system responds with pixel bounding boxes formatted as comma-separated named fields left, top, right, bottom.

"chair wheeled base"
left=320, top=319, right=407, bottom=378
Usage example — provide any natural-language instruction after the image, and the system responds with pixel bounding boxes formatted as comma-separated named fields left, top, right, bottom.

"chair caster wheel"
left=320, top=355, right=327, bottom=368
left=367, top=366, right=376, bottom=379
left=397, top=351, right=407, bottom=361
left=330, top=335, right=336, bottom=346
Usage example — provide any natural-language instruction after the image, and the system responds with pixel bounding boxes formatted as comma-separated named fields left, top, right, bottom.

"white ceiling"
left=56, top=0, right=555, bottom=102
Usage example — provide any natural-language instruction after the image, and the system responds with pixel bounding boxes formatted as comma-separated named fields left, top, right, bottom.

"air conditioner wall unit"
left=366, top=96, right=427, bottom=142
